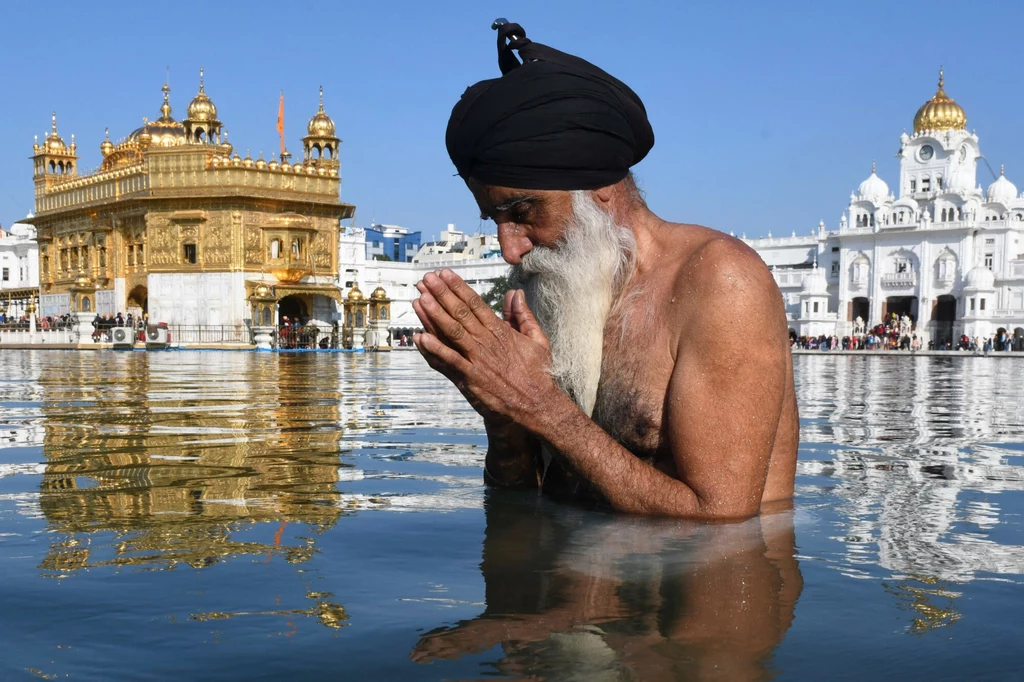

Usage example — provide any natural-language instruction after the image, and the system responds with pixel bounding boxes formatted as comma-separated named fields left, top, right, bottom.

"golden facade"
left=27, top=73, right=355, bottom=322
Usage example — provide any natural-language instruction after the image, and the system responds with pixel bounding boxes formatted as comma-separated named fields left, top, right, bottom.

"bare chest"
left=591, top=319, right=674, bottom=462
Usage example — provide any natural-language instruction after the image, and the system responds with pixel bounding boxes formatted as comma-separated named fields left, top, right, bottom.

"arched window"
left=380, top=308, right=387, bottom=320
left=291, top=238, right=302, bottom=258
left=270, top=239, right=281, bottom=259
left=355, top=310, right=364, bottom=327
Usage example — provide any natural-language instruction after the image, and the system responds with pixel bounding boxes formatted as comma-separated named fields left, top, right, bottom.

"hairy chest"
left=591, top=316, right=674, bottom=464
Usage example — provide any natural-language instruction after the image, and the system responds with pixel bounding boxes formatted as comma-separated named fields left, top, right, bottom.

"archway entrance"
left=884, top=296, right=917, bottom=325
left=932, top=295, right=956, bottom=348
left=278, top=295, right=308, bottom=326
left=850, top=297, right=870, bottom=325
left=996, top=327, right=1009, bottom=351
left=127, top=285, right=148, bottom=320
left=1015, top=327, right=1024, bottom=351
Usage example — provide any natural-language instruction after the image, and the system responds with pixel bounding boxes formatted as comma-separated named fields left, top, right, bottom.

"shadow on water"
left=413, top=493, right=803, bottom=681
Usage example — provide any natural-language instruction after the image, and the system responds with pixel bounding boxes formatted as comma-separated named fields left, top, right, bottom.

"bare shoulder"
left=669, top=227, right=783, bottom=323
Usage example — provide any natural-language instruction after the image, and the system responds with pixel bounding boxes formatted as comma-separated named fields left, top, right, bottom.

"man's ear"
left=591, top=184, right=615, bottom=205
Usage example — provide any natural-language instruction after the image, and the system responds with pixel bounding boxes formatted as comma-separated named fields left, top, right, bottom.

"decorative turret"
left=31, top=112, right=79, bottom=186
left=302, top=86, right=340, bottom=170
left=183, top=68, right=223, bottom=144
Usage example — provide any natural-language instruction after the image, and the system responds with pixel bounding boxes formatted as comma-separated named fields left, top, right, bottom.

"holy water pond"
left=0, top=350, right=1022, bottom=680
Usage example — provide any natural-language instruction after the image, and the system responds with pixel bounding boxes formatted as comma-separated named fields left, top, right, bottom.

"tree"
left=480, top=272, right=513, bottom=313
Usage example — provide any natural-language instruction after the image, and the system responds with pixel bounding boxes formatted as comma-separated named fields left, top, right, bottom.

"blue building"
left=364, top=224, right=421, bottom=263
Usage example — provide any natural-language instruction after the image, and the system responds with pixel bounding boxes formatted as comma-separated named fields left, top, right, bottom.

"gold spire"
left=45, top=112, right=66, bottom=151
left=159, top=83, right=173, bottom=122
left=1001, top=164, right=1005, bottom=176
left=871, top=161, right=876, bottom=174
left=186, top=67, right=218, bottom=123
left=913, top=67, right=967, bottom=133
left=100, top=127, right=114, bottom=158
left=306, top=86, right=336, bottom=138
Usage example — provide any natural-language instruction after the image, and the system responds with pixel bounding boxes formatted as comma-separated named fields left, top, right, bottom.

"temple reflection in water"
left=795, top=355, right=1024, bottom=632
left=35, top=352, right=350, bottom=573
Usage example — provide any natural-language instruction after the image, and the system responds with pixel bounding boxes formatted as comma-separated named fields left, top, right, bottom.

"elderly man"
left=414, top=21, right=798, bottom=519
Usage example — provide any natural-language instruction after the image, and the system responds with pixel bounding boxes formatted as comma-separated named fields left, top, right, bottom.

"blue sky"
left=3, top=1, right=1024, bottom=241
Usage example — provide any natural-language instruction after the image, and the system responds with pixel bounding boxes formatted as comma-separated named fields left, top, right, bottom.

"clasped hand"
left=412, top=270, right=557, bottom=426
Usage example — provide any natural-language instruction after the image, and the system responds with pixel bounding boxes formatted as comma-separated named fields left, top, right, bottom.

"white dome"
left=801, top=266, right=828, bottom=295
left=986, top=166, right=1017, bottom=205
left=964, top=265, right=995, bottom=290
left=857, top=165, right=890, bottom=206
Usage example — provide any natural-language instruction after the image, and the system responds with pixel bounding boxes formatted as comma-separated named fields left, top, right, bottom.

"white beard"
left=510, top=191, right=637, bottom=417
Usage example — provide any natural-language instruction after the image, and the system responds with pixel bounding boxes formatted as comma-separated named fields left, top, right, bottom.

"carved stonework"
left=314, top=231, right=332, bottom=269
left=149, top=221, right=178, bottom=265
left=204, top=219, right=231, bottom=266
left=245, top=225, right=262, bottom=265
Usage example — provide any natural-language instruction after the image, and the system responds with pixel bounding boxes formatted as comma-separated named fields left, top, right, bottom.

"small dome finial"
left=319, top=85, right=324, bottom=111
left=1001, top=163, right=1005, bottom=176
left=104, top=127, right=110, bottom=140
left=871, top=160, right=876, bottom=174
left=159, top=80, right=172, bottom=121
left=51, top=112, right=57, bottom=134
left=938, top=66, right=944, bottom=89
left=199, top=67, right=205, bottom=92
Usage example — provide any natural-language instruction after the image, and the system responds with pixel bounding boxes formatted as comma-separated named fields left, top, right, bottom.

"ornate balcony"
left=881, top=272, right=918, bottom=288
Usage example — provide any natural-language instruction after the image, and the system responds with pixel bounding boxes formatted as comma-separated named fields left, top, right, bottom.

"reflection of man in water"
left=412, top=495, right=803, bottom=678
left=414, top=21, right=798, bottom=518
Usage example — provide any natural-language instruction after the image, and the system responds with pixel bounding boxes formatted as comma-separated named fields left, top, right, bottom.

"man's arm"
left=484, top=420, right=540, bottom=488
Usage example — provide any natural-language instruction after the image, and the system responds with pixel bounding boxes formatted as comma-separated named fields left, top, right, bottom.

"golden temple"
left=26, top=71, right=355, bottom=326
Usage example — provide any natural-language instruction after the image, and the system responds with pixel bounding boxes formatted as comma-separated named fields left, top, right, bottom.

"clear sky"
left=3, top=1, right=1024, bottom=241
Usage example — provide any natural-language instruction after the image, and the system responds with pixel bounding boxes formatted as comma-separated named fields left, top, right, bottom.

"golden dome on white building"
left=913, top=69, right=967, bottom=133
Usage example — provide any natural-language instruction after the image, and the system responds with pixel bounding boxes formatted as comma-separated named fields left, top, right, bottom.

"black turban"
left=446, top=21, right=654, bottom=191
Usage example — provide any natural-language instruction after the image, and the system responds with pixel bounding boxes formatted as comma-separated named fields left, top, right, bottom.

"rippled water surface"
left=1, top=351, right=1023, bottom=680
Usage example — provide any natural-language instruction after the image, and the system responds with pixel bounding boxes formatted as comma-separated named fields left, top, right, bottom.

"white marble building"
left=339, top=226, right=507, bottom=334
left=0, top=220, right=39, bottom=317
left=746, top=70, right=1024, bottom=346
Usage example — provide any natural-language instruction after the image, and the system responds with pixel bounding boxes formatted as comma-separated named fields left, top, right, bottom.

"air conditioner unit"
left=111, top=326, right=133, bottom=349
left=145, top=325, right=170, bottom=349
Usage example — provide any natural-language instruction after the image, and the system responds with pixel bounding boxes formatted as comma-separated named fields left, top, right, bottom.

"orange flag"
left=276, top=91, right=285, bottom=154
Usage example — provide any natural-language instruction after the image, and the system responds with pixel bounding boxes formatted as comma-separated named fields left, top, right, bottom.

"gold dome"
left=307, top=86, right=336, bottom=137
left=371, top=285, right=388, bottom=300
left=45, top=112, right=66, bottom=151
left=186, top=69, right=218, bottom=122
left=100, top=128, right=114, bottom=157
left=126, top=84, right=186, bottom=147
left=253, top=282, right=272, bottom=298
left=913, top=69, right=967, bottom=133
left=347, top=283, right=365, bottom=301
left=73, top=272, right=92, bottom=288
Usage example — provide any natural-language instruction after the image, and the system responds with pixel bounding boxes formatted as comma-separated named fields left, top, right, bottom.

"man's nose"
left=497, top=223, right=532, bottom=265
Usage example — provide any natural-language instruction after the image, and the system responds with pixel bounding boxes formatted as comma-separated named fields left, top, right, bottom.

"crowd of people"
left=792, top=312, right=1019, bottom=353
left=91, top=312, right=143, bottom=342
left=1, top=312, right=76, bottom=331
left=277, top=316, right=337, bottom=349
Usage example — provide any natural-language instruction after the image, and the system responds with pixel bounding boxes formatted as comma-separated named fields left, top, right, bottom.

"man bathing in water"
left=414, top=21, right=798, bottom=519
